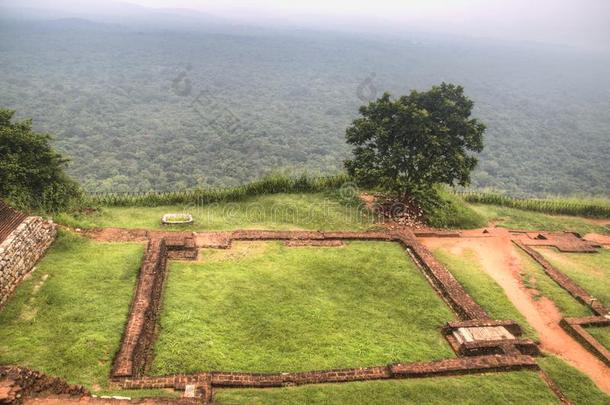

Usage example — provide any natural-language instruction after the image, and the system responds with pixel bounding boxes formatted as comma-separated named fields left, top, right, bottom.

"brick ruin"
left=0, top=366, right=89, bottom=404
left=0, top=201, right=56, bottom=309
left=515, top=240, right=610, bottom=367
left=2, top=221, right=601, bottom=403
left=107, top=229, right=542, bottom=402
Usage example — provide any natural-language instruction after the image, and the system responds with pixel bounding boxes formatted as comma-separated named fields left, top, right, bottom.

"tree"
left=345, top=83, right=485, bottom=199
left=0, top=109, right=81, bottom=211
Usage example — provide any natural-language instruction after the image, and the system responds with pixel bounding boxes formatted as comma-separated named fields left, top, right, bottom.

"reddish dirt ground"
left=421, top=233, right=610, bottom=395
left=583, top=233, right=610, bottom=247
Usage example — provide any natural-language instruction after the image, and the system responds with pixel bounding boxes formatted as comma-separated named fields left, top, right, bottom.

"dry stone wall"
left=0, top=216, right=57, bottom=309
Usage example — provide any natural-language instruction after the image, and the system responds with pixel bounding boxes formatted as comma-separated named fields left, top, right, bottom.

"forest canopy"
left=0, top=19, right=608, bottom=196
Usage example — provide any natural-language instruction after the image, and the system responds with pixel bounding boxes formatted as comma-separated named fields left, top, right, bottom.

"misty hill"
left=0, top=17, right=608, bottom=195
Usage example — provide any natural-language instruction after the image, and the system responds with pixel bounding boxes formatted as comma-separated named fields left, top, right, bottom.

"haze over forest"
left=1, top=0, right=609, bottom=195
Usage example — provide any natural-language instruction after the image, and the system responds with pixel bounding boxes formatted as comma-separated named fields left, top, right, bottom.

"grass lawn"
left=151, top=241, right=455, bottom=375
left=56, top=193, right=378, bottom=231
left=587, top=327, right=610, bottom=351
left=537, top=355, right=610, bottom=404
left=0, top=232, right=144, bottom=390
left=432, top=248, right=537, bottom=338
left=534, top=248, right=610, bottom=309
left=471, top=204, right=609, bottom=235
left=214, top=371, right=559, bottom=404
left=516, top=250, right=591, bottom=318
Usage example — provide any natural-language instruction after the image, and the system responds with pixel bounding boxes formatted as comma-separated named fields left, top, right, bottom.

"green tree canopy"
left=345, top=83, right=485, bottom=198
left=0, top=109, right=81, bottom=211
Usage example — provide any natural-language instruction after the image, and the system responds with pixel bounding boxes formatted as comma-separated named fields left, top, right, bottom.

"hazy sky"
left=4, top=0, right=610, bottom=49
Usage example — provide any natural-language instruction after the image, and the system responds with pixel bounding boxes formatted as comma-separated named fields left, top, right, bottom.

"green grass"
left=535, top=248, right=610, bottom=309
left=538, top=355, right=610, bottom=404
left=432, top=248, right=537, bottom=338
left=516, top=250, right=591, bottom=318
left=587, top=327, right=610, bottom=352
left=0, top=231, right=144, bottom=390
left=86, top=174, right=349, bottom=207
left=471, top=204, right=609, bottom=235
left=56, top=192, right=378, bottom=231
left=151, top=241, right=455, bottom=375
left=214, top=371, right=559, bottom=404
left=461, top=192, right=610, bottom=219
left=424, top=188, right=487, bottom=229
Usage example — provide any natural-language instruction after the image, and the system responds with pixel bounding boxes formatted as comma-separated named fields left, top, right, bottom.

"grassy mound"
left=461, top=193, right=610, bottom=219
left=56, top=192, right=378, bottom=231
left=470, top=204, right=609, bottom=235
left=423, top=188, right=487, bottom=229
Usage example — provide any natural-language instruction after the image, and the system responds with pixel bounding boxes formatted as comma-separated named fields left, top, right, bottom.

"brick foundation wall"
left=0, top=216, right=56, bottom=309
left=514, top=241, right=609, bottom=316
left=114, top=355, right=538, bottom=391
left=0, top=366, right=88, bottom=404
left=560, top=317, right=610, bottom=367
left=112, top=238, right=168, bottom=378
left=112, top=230, right=537, bottom=389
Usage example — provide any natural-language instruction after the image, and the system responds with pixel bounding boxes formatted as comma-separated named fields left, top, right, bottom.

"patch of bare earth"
left=79, top=227, right=149, bottom=242
left=359, top=193, right=427, bottom=230
left=421, top=235, right=610, bottom=395
left=583, top=233, right=610, bottom=247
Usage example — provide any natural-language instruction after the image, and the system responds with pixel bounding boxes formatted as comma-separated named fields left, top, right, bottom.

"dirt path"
left=421, top=235, right=610, bottom=395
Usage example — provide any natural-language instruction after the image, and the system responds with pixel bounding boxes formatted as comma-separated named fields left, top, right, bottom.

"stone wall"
left=0, top=216, right=57, bottom=309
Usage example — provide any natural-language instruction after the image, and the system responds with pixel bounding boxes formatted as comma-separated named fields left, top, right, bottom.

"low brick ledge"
left=112, top=238, right=168, bottom=378
left=111, top=355, right=538, bottom=390
left=110, top=229, right=528, bottom=382
left=561, top=317, right=610, bottom=367
left=400, top=230, right=490, bottom=321
left=513, top=241, right=609, bottom=317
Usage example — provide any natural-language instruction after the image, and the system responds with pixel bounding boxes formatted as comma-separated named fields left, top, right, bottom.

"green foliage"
left=0, top=231, right=144, bottom=390
left=461, top=192, right=610, bottom=219
left=537, top=355, right=610, bottom=404
left=151, top=241, right=455, bottom=375
left=2, top=21, right=609, bottom=196
left=344, top=83, right=485, bottom=197
left=0, top=109, right=82, bottom=212
left=422, top=186, right=487, bottom=229
left=215, top=371, right=558, bottom=404
left=86, top=174, right=348, bottom=207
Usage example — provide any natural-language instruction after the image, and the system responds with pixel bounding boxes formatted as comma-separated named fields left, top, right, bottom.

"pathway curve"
left=421, top=234, right=610, bottom=395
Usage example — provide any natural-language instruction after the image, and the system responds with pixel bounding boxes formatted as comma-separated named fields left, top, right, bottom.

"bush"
left=0, top=109, right=82, bottom=212
left=421, top=186, right=487, bottom=229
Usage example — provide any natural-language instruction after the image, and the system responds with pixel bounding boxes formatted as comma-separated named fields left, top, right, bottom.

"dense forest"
left=1, top=18, right=608, bottom=195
